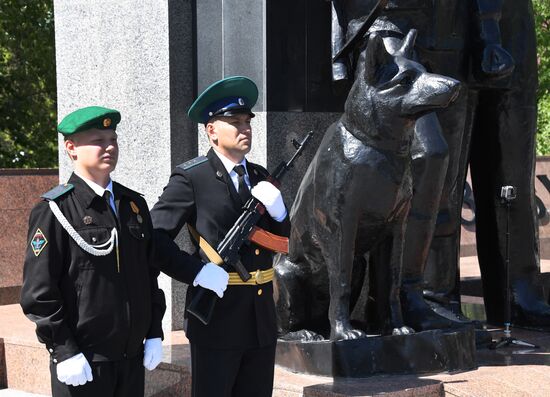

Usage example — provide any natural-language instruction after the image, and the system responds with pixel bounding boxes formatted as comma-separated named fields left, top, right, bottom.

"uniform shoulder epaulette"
left=41, top=183, right=74, bottom=201
left=113, top=182, right=144, bottom=197
left=177, top=156, right=208, bottom=171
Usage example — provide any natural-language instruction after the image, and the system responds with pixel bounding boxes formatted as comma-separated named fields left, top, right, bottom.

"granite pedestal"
left=276, top=327, right=477, bottom=378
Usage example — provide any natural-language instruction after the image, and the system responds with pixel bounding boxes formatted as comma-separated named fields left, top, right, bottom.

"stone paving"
left=0, top=390, right=48, bottom=397
left=1, top=257, right=549, bottom=396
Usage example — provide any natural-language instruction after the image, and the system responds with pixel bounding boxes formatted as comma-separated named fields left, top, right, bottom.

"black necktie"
left=233, top=165, right=251, bottom=203
left=103, top=190, right=117, bottom=217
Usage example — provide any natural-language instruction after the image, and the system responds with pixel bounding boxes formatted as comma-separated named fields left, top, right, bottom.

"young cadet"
left=151, top=76, right=290, bottom=397
left=20, top=106, right=166, bottom=397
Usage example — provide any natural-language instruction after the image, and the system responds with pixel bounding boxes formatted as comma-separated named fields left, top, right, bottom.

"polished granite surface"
left=156, top=325, right=550, bottom=397
left=0, top=171, right=58, bottom=304
left=1, top=285, right=550, bottom=396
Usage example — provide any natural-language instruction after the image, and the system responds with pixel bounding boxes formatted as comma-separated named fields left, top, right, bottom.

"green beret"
left=58, top=106, right=121, bottom=136
left=188, top=76, right=258, bottom=124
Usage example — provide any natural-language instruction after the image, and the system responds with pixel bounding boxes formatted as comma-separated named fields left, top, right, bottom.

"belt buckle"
left=254, top=269, right=263, bottom=284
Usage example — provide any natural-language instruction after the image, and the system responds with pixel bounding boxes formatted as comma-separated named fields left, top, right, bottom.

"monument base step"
left=0, top=304, right=445, bottom=397
left=3, top=304, right=550, bottom=396
left=0, top=389, right=49, bottom=397
left=0, top=287, right=21, bottom=306
left=150, top=341, right=445, bottom=397
left=276, top=327, right=476, bottom=378
left=0, top=337, right=445, bottom=397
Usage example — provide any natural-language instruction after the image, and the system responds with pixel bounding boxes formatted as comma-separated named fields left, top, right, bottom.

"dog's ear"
left=397, top=29, right=418, bottom=59
left=363, top=33, right=394, bottom=86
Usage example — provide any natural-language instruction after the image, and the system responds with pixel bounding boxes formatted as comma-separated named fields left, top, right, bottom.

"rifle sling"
left=187, top=224, right=224, bottom=265
left=187, top=224, right=276, bottom=285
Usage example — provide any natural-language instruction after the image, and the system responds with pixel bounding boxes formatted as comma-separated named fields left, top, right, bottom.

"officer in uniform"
left=20, top=106, right=166, bottom=397
left=151, top=76, right=290, bottom=397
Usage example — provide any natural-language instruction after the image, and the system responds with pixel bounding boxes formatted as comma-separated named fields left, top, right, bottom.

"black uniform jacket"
left=151, top=149, right=290, bottom=349
left=20, top=173, right=166, bottom=363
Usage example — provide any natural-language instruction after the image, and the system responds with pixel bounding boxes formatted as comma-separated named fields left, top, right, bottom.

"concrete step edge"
left=0, top=389, right=49, bottom=397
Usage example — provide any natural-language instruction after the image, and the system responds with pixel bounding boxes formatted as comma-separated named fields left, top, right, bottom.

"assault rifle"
left=186, top=131, right=314, bottom=325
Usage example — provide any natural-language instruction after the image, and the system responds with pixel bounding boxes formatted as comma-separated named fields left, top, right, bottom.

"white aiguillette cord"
left=48, top=200, right=118, bottom=256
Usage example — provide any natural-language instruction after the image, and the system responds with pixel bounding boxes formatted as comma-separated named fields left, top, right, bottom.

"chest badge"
left=83, top=215, right=93, bottom=225
left=30, top=228, right=48, bottom=257
left=130, top=201, right=143, bottom=223
left=130, top=201, right=140, bottom=214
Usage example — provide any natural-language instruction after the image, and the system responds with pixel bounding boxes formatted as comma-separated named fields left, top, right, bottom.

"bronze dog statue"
left=275, top=30, right=460, bottom=341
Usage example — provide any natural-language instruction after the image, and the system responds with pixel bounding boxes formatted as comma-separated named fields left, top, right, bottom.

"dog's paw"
left=331, top=327, right=367, bottom=341
left=392, top=326, right=415, bottom=336
left=279, top=330, right=325, bottom=342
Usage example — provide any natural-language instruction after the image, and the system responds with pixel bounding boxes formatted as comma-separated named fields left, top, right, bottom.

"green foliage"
left=0, top=0, right=57, bottom=168
left=0, top=0, right=549, bottom=161
left=537, top=95, right=550, bottom=155
left=534, top=0, right=550, bottom=155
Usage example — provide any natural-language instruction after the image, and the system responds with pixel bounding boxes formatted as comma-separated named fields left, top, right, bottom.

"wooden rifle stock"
left=249, top=226, right=289, bottom=254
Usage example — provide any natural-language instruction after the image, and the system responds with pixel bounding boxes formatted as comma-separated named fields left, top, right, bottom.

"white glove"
left=56, top=352, right=93, bottom=386
left=251, top=181, right=287, bottom=221
left=143, top=337, right=163, bottom=371
left=193, top=262, right=229, bottom=298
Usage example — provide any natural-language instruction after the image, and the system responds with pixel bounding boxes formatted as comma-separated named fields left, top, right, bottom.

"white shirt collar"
left=75, top=171, right=114, bottom=198
left=212, top=149, right=247, bottom=176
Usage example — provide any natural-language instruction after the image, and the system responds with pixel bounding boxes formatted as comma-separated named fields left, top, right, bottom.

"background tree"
left=0, top=0, right=548, bottom=167
left=0, top=0, right=56, bottom=168
left=534, top=0, right=550, bottom=154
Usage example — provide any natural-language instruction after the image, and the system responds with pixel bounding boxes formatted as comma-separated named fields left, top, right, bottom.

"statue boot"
left=417, top=234, right=492, bottom=345
left=399, top=114, right=468, bottom=331
left=481, top=270, right=550, bottom=328
left=511, top=279, right=550, bottom=328
left=401, top=280, right=464, bottom=331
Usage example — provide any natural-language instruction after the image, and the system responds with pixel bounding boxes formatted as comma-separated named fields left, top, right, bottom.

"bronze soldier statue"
left=329, top=0, right=550, bottom=330
left=468, top=0, right=550, bottom=326
left=331, top=0, right=476, bottom=330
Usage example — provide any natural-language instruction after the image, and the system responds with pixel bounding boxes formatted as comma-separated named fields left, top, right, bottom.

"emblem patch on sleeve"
left=30, top=228, right=48, bottom=257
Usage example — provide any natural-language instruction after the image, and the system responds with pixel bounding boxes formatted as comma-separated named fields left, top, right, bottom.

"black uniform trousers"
left=191, top=342, right=276, bottom=397
left=50, top=356, right=144, bottom=397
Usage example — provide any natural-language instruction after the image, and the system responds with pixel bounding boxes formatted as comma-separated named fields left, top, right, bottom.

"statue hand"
left=481, top=43, right=515, bottom=78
